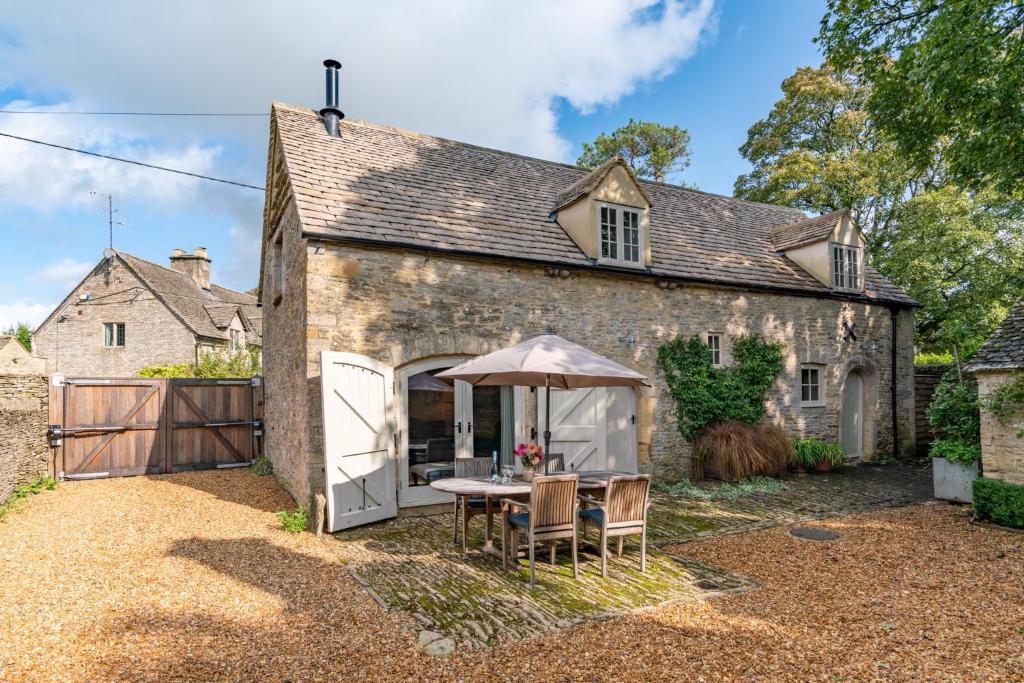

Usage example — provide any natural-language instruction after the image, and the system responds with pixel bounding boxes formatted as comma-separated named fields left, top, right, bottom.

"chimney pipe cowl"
left=320, top=59, right=345, bottom=138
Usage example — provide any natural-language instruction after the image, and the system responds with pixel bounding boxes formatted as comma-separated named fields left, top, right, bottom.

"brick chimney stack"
left=169, top=247, right=211, bottom=290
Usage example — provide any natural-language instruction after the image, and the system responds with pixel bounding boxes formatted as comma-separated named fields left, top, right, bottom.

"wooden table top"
left=428, top=471, right=635, bottom=496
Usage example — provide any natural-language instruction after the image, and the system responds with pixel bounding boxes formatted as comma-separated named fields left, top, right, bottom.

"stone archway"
left=837, top=356, right=880, bottom=460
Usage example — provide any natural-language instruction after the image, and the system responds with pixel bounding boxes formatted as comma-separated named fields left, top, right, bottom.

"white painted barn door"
left=320, top=351, right=397, bottom=531
left=538, top=387, right=608, bottom=472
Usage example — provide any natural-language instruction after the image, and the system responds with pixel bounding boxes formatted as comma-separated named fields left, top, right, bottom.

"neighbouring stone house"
left=0, top=335, right=44, bottom=375
left=966, top=299, right=1024, bottom=485
left=258, top=100, right=916, bottom=526
left=32, top=248, right=261, bottom=377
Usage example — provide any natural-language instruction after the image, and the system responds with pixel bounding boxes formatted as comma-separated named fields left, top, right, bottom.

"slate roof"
left=770, top=209, right=849, bottom=251
left=965, top=298, right=1024, bottom=372
left=552, top=155, right=651, bottom=213
left=117, top=252, right=261, bottom=344
left=271, top=103, right=914, bottom=305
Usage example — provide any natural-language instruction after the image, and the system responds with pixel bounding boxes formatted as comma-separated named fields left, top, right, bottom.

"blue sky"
left=0, top=0, right=824, bottom=329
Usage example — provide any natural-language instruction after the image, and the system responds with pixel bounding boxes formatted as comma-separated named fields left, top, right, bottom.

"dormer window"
left=598, top=203, right=642, bottom=266
left=831, top=244, right=861, bottom=290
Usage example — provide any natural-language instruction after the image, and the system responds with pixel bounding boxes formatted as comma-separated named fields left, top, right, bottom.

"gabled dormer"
left=552, top=155, right=652, bottom=268
left=770, top=209, right=866, bottom=292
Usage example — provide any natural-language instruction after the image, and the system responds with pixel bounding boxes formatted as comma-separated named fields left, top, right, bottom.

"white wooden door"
left=841, top=371, right=864, bottom=458
left=320, top=351, right=397, bottom=531
left=605, top=387, right=638, bottom=472
left=537, top=387, right=608, bottom=472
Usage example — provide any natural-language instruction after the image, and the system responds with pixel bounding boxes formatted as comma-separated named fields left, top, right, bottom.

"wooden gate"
left=50, top=376, right=263, bottom=479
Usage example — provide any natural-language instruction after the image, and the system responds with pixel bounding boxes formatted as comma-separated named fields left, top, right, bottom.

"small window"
left=707, top=334, right=722, bottom=366
left=272, top=231, right=284, bottom=303
left=598, top=204, right=642, bottom=266
left=832, top=245, right=861, bottom=290
left=229, top=329, right=242, bottom=352
left=801, top=367, right=821, bottom=404
left=104, top=323, right=125, bottom=348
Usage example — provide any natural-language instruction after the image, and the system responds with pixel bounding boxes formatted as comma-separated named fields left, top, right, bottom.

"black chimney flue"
left=320, top=59, right=345, bottom=138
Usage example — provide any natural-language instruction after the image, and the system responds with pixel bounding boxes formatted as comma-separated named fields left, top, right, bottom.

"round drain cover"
left=790, top=527, right=840, bottom=541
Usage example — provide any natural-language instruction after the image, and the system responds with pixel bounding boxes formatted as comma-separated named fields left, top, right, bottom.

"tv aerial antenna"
left=90, top=192, right=129, bottom=282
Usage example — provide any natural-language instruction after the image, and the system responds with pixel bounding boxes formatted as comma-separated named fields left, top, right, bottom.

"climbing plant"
left=657, top=334, right=785, bottom=441
left=982, top=374, right=1024, bottom=438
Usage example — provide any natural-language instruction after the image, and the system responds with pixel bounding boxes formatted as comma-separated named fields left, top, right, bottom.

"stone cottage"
left=0, top=335, right=44, bottom=375
left=258, top=99, right=916, bottom=528
left=32, top=248, right=261, bottom=377
left=966, top=299, right=1024, bottom=485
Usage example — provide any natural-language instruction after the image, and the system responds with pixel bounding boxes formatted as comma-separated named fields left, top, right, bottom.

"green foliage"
left=655, top=476, right=788, bottom=500
left=276, top=507, right=309, bottom=533
left=252, top=455, right=274, bottom=476
left=982, top=374, right=1024, bottom=438
left=929, top=438, right=982, bottom=466
left=792, top=439, right=846, bottom=468
left=577, top=118, right=692, bottom=184
left=820, top=0, right=1024, bottom=199
left=926, top=370, right=981, bottom=446
left=657, top=334, right=785, bottom=441
left=1, top=322, right=32, bottom=352
left=0, top=476, right=57, bottom=522
left=139, top=347, right=261, bottom=378
left=973, top=477, right=1024, bottom=530
left=914, top=352, right=954, bottom=366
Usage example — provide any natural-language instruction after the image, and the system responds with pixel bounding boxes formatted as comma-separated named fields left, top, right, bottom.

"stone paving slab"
left=328, top=463, right=932, bottom=652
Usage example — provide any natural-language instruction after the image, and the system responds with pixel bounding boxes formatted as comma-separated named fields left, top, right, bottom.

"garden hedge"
left=972, top=477, right=1024, bottom=530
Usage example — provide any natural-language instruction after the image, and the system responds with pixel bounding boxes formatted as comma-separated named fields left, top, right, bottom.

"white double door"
left=536, top=386, right=638, bottom=473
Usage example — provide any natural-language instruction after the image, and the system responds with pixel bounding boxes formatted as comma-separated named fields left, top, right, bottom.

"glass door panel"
left=470, top=385, right=502, bottom=460
left=405, top=369, right=456, bottom=489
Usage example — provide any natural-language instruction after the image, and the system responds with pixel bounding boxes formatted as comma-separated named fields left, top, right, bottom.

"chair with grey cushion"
left=501, top=473, right=580, bottom=586
left=578, top=474, right=651, bottom=577
left=452, top=457, right=494, bottom=552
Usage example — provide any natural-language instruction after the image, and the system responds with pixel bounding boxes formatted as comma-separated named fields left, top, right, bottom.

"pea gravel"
left=1, top=470, right=1020, bottom=682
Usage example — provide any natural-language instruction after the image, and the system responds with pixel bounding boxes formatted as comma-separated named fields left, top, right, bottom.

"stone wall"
left=32, top=258, right=198, bottom=376
left=977, top=371, right=1024, bottom=485
left=0, top=374, right=49, bottom=504
left=266, top=239, right=915, bottom=501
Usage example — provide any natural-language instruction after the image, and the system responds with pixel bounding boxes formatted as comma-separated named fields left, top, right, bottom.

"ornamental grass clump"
left=792, top=439, right=847, bottom=470
left=693, top=421, right=792, bottom=482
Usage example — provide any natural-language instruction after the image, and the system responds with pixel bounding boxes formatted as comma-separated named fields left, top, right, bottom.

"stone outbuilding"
left=32, top=248, right=261, bottom=377
left=966, top=298, right=1024, bottom=485
left=257, top=99, right=916, bottom=528
left=0, top=335, right=44, bottom=375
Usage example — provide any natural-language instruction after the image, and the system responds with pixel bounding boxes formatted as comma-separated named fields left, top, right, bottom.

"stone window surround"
left=271, top=225, right=285, bottom=306
left=706, top=332, right=724, bottom=367
left=800, top=363, right=825, bottom=406
left=595, top=201, right=645, bottom=269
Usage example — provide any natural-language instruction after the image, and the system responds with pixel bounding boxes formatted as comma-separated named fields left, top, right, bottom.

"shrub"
left=140, top=347, right=262, bottom=378
left=658, top=334, right=785, bottom=441
left=693, top=421, right=791, bottom=482
left=252, top=456, right=273, bottom=476
left=973, top=478, right=1024, bottom=529
left=914, top=351, right=954, bottom=366
left=929, top=438, right=981, bottom=465
left=792, top=439, right=846, bottom=469
left=276, top=507, right=309, bottom=533
left=927, top=370, right=980, bottom=444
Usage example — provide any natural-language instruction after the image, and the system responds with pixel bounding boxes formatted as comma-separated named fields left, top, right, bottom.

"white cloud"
left=0, top=302, right=53, bottom=330
left=32, top=257, right=94, bottom=291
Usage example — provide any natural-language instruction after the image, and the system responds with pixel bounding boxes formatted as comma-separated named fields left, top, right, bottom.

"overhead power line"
left=0, top=131, right=265, bottom=191
left=0, top=110, right=267, bottom=117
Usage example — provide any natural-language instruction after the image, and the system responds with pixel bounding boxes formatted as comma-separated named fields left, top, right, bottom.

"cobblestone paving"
left=329, top=463, right=932, bottom=651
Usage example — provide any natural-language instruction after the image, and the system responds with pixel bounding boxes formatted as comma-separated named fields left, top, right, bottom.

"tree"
left=819, top=0, right=1024, bottom=199
left=577, top=118, right=692, bottom=183
left=2, top=322, right=32, bottom=352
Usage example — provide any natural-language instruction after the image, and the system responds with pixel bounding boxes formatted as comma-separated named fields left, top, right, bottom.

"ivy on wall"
left=657, top=334, right=785, bottom=441
left=982, top=373, right=1024, bottom=438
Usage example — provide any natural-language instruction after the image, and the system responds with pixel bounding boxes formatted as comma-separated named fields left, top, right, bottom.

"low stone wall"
left=0, top=374, right=49, bottom=504
left=977, top=370, right=1024, bottom=485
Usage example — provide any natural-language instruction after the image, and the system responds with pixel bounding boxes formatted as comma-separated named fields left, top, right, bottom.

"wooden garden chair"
left=578, top=474, right=651, bottom=577
left=501, top=473, right=579, bottom=586
left=544, top=452, right=565, bottom=473
left=453, top=456, right=494, bottom=552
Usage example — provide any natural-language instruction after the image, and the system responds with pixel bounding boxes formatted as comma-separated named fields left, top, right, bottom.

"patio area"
left=333, top=463, right=933, bottom=650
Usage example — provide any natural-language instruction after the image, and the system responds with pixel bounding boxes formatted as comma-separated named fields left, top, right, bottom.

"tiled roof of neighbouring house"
left=965, top=299, right=1024, bottom=372
left=770, top=209, right=849, bottom=251
left=270, top=103, right=915, bottom=305
left=117, top=252, right=262, bottom=344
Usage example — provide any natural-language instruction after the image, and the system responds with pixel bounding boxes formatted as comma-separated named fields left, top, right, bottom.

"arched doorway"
left=841, top=370, right=865, bottom=458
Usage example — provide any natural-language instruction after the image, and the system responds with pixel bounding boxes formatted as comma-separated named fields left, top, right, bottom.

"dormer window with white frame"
left=598, top=203, right=643, bottom=267
left=831, top=243, right=862, bottom=290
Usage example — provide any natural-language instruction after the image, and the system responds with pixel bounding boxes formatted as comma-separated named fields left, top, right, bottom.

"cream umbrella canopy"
left=436, top=335, right=650, bottom=473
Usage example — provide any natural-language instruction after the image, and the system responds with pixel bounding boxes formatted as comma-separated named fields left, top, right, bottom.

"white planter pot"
left=933, top=457, right=979, bottom=503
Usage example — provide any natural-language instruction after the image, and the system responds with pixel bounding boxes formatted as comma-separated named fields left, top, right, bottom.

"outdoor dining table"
left=430, top=471, right=633, bottom=559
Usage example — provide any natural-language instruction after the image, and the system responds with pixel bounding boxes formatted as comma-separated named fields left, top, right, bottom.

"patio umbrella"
left=437, top=335, right=650, bottom=473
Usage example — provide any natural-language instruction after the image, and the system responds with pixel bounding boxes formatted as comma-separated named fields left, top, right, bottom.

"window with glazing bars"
left=707, top=334, right=722, bottom=366
left=801, top=367, right=821, bottom=403
left=832, top=245, right=861, bottom=289
left=104, top=322, right=125, bottom=348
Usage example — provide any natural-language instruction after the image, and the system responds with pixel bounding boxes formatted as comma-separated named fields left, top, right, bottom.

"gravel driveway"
left=1, top=470, right=1020, bottom=681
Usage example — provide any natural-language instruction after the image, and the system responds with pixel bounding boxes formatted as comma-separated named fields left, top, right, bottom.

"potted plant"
left=514, top=442, right=544, bottom=481
left=792, top=439, right=846, bottom=473
left=926, top=370, right=981, bottom=503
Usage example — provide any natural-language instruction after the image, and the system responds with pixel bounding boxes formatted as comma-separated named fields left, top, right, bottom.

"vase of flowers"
left=515, top=442, right=544, bottom=482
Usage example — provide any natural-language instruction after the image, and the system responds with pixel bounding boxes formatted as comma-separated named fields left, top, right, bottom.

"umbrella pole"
left=543, top=375, right=551, bottom=475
